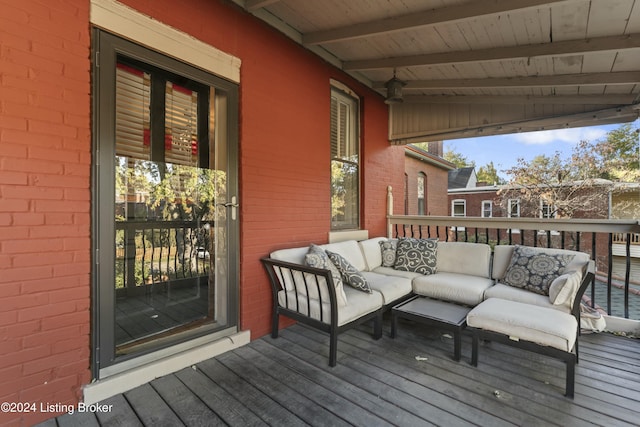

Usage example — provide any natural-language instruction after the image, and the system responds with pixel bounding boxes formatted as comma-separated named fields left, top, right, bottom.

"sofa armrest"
left=571, top=260, right=596, bottom=320
left=261, top=257, right=339, bottom=325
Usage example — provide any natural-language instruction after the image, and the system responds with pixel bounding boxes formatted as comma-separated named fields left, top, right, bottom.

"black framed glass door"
left=92, top=30, right=239, bottom=374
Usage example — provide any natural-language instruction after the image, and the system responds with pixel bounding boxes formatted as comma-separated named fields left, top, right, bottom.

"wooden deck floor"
left=39, top=316, right=640, bottom=426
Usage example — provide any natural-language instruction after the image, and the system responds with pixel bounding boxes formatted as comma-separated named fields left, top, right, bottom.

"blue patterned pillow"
left=379, top=240, right=397, bottom=267
left=503, top=246, right=575, bottom=296
left=326, top=250, right=371, bottom=293
left=394, top=238, right=437, bottom=275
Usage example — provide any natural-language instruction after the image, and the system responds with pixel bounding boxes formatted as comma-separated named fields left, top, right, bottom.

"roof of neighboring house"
left=448, top=167, right=476, bottom=189
left=404, top=145, right=455, bottom=171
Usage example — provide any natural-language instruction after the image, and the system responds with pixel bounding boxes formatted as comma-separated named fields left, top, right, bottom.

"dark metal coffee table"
left=391, top=296, right=471, bottom=361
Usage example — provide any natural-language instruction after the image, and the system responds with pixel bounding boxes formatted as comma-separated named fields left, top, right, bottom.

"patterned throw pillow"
left=502, top=245, right=575, bottom=296
left=305, top=244, right=348, bottom=306
left=326, top=250, right=372, bottom=293
left=379, top=240, right=398, bottom=267
left=394, top=238, right=437, bottom=275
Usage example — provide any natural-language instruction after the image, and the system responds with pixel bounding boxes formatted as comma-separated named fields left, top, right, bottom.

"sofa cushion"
left=270, top=246, right=312, bottom=293
left=436, top=242, right=491, bottom=278
left=394, top=238, right=437, bottom=275
left=271, top=246, right=311, bottom=266
left=320, top=240, right=368, bottom=272
left=467, top=298, right=578, bottom=352
left=304, top=244, right=349, bottom=307
left=484, top=283, right=568, bottom=313
left=372, top=266, right=423, bottom=280
left=548, top=270, right=582, bottom=307
left=502, top=245, right=575, bottom=296
left=359, top=237, right=387, bottom=271
left=361, top=271, right=413, bottom=305
left=326, top=250, right=371, bottom=293
left=379, top=240, right=398, bottom=268
left=412, top=272, right=494, bottom=306
left=278, top=287, right=382, bottom=326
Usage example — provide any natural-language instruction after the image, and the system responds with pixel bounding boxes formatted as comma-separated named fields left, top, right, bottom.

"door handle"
left=220, top=196, right=239, bottom=220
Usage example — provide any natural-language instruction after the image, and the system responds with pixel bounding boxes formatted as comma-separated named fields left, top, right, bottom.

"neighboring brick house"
left=447, top=169, right=640, bottom=281
left=403, top=143, right=454, bottom=216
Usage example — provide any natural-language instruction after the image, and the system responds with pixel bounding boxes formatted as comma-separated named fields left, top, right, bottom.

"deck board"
left=123, top=383, right=184, bottom=426
left=38, top=318, right=640, bottom=427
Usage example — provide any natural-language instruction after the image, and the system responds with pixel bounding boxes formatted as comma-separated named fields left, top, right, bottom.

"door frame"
left=91, top=28, right=240, bottom=378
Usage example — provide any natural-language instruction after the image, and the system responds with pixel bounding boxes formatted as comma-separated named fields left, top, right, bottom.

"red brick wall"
left=116, top=0, right=401, bottom=337
left=0, top=0, right=91, bottom=425
left=0, top=0, right=401, bottom=423
left=404, top=155, right=449, bottom=216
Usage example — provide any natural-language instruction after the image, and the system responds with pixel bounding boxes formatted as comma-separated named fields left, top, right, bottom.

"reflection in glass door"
left=93, top=30, right=238, bottom=373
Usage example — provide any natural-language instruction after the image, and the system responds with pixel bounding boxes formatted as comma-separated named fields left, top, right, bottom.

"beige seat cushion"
left=278, top=287, right=382, bottom=326
left=361, top=272, right=413, bottom=304
left=413, top=272, right=494, bottom=306
left=484, top=283, right=570, bottom=313
left=467, top=298, right=578, bottom=352
left=372, top=266, right=423, bottom=280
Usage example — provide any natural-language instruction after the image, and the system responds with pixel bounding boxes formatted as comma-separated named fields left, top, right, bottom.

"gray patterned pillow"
left=394, top=238, right=437, bottom=275
left=379, top=240, right=398, bottom=267
left=326, top=250, right=371, bottom=293
left=502, top=245, right=575, bottom=296
left=305, top=244, right=345, bottom=297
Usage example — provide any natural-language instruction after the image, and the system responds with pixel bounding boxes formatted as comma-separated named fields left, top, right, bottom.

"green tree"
left=499, top=143, right=612, bottom=218
left=594, top=123, right=639, bottom=181
left=477, top=161, right=506, bottom=185
left=444, top=149, right=475, bottom=169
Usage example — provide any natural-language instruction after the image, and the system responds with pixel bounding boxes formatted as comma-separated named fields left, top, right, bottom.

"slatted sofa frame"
left=469, top=262, right=596, bottom=398
left=261, top=257, right=384, bottom=367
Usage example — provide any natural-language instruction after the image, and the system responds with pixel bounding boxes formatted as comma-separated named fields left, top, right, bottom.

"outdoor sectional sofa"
left=261, top=237, right=594, bottom=396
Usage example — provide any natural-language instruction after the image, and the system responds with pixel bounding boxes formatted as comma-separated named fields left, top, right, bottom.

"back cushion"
left=358, top=237, right=387, bottom=271
left=436, top=242, right=492, bottom=278
left=321, top=240, right=367, bottom=272
left=270, top=246, right=310, bottom=265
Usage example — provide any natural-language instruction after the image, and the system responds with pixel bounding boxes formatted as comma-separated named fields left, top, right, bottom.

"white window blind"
left=165, top=82, right=198, bottom=167
left=115, top=63, right=150, bottom=160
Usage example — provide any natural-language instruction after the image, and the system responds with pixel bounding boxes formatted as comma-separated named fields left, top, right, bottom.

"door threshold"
left=83, top=330, right=250, bottom=404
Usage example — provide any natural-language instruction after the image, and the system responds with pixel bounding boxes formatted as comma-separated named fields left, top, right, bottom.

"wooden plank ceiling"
left=237, top=0, right=640, bottom=143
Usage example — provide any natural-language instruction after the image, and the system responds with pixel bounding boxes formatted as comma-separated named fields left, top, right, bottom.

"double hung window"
left=330, top=87, right=360, bottom=230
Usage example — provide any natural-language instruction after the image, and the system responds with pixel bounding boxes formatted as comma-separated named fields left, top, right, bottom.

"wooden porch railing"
left=386, top=213, right=640, bottom=320
left=612, top=232, right=640, bottom=245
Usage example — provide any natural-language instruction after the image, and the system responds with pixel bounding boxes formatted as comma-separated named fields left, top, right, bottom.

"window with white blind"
left=115, top=59, right=206, bottom=168
left=482, top=200, right=493, bottom=218
left=330, top=87, right=360, bottom=230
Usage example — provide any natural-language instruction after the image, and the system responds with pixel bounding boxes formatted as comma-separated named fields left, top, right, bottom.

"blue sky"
left=445, top=118, right=640, bottom=180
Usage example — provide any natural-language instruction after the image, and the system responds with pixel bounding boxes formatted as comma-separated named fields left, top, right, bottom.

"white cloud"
left=511, top=126, right=610, bottom=145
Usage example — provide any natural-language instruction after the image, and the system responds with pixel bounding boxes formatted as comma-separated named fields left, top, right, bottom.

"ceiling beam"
left=389, top=104, right=640, bottom=144
left=245, top=0, right=281, bottom=12
left=303, top=0, right=571, bottom=45
left=372, top=71, right=640, bottom=90
left=402, top=94, right=638, bottom=105
left=345, top=33, right=640, bottom=70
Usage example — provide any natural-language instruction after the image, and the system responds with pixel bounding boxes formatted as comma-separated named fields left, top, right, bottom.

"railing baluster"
left=625, top=233, right=631, bottom=319
left=607, top=233, right=613, bottom=315
left=590, top=232, right=596, bottom=309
